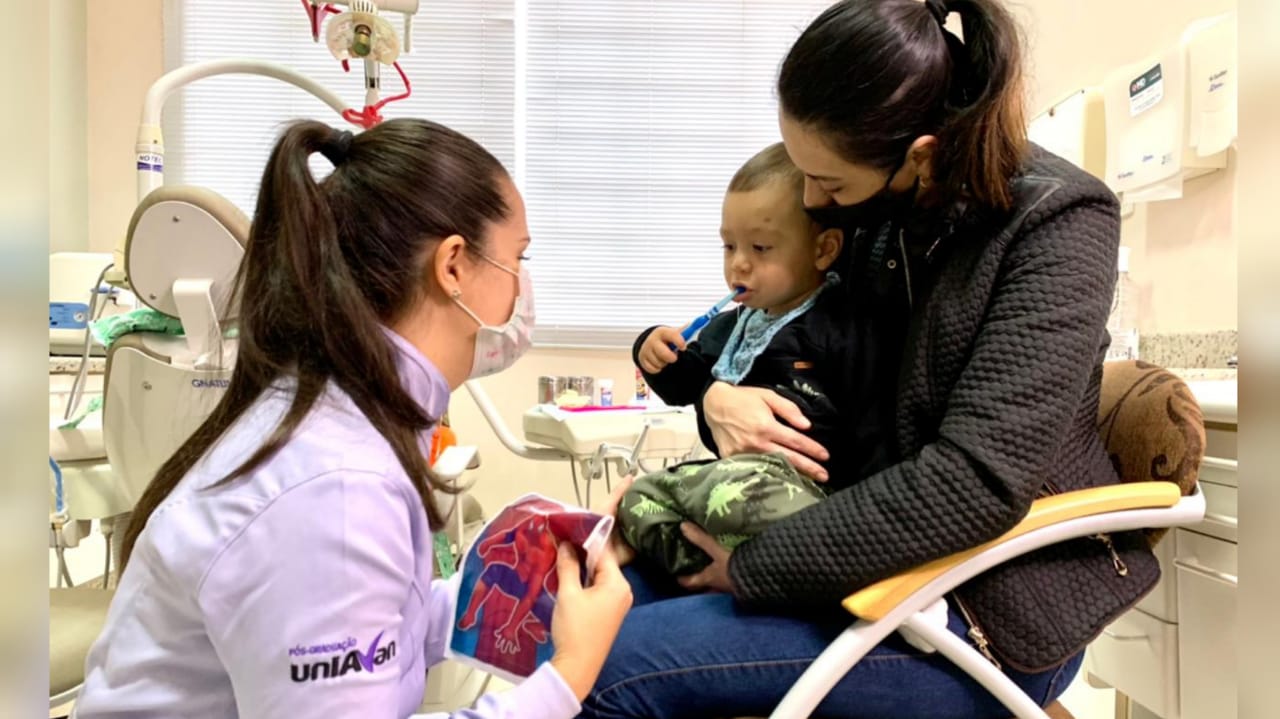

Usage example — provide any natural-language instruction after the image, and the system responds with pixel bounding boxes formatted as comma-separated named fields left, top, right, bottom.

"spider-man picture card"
left=446, top=493, right=613, bottom=683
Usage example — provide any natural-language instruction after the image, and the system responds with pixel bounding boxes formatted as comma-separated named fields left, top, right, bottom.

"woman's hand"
left=550, top=478, right=638, bottom=700
left=702, top=381, right=831, bottom=481
left=549, top=543, right=633, bottom=701
left=676, top=523, right=734, bottom=594
left=593, top=474, right=636, bottom=568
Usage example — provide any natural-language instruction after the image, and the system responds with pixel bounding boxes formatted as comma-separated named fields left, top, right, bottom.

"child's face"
left=720, top=183, right=839, bottom=314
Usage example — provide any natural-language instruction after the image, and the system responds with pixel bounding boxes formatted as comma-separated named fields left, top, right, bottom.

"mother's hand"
left=702, top=382, right=830, bottom=481
left=676, top=523, right=734, bottom=594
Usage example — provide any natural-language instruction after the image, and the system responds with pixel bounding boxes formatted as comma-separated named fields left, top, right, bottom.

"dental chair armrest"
left=843, top=482, right=1188, bottom=621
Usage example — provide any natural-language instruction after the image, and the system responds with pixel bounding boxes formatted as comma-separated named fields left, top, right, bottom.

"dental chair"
left=49, top=252, right=134, bottom=586
left=49, top=253, right=129, bottom=713
left=49, top=584, right=115, bottom=714
left=103, top=184, right=247, bottom=508
left=759, top=360, right=1207, bottom=719
left=49, top=428, right=117, bottom=715
left=48, top=187, right=246, bottom=714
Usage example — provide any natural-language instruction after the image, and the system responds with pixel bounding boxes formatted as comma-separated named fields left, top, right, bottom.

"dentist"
left=75, top=118, right=631, bottom=718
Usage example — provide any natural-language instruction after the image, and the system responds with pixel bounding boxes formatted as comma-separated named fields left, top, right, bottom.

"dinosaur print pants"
left=617, top=453, right=826, bottom=576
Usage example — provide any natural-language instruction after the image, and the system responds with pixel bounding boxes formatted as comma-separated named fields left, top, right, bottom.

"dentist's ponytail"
left=122, top=119, right=511, bottom=570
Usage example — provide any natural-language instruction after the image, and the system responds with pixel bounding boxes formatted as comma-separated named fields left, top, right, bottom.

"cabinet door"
left=1086, top=607, right=1181, bottom=718
left=1175, top=530, right=1238, bottom=719
left=1136, top=534, right=1179, bottom=622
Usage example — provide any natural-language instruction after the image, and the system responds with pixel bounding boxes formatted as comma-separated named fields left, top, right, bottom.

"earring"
left=451, top=289, right=462, bottom=299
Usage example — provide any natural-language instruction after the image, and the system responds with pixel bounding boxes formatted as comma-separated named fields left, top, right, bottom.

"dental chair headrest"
left=125, top=185, right=249, bottom=322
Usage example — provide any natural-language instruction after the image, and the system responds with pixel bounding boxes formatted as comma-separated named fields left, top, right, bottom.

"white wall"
left=86, top=0, right=164, bottom=255
left=49, top=0, right=89, bottom=254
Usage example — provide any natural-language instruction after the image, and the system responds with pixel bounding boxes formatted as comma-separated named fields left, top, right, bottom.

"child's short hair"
left=728, top=142, right=803, bottom=196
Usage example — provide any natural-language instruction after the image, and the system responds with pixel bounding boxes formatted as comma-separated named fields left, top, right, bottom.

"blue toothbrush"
left=678, top=287, right=745, bottom=343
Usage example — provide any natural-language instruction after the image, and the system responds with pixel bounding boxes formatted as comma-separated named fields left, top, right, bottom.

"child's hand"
left=638, top=327, right=686, bottom=374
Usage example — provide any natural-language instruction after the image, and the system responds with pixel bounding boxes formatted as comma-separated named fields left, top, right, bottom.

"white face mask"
left=453, top=255, right=535, bottom=379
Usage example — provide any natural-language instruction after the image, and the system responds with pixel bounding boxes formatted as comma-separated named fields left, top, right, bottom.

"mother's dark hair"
left=121, top=118, right=511, bottom=570
left=779, top=0, right=1027, bottom=210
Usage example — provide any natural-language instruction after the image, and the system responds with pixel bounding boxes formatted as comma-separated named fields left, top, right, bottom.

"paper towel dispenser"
left=1029, top=88, right=1106, bottom=181
left=1185, top=12, right=1238, bottom=160
left=1102, top=11, right=1236, bottom=203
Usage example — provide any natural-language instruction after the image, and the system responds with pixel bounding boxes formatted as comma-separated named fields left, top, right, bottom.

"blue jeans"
left=579, top=565, right=1083, bottom=719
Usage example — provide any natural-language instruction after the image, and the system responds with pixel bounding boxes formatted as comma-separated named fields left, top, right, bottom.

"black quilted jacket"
left=721, top=146, right=1159, bottom=672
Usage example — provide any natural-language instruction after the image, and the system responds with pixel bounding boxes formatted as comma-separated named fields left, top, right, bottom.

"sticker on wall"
left=1129, top=63, right=1164, bottom=117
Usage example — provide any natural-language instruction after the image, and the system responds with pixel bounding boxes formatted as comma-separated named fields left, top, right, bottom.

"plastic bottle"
left=1106, top=246, right=1140, bottom=361
left=634, top=368, right=649, bottom=402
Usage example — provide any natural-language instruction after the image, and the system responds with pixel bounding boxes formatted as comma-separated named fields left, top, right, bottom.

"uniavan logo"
left=289, top=631, right=397, bottom=683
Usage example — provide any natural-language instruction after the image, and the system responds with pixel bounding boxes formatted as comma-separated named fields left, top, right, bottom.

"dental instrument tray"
left=521, top=404, right=701, bottom=459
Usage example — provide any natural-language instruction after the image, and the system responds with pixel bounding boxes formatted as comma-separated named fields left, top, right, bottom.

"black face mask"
left=804, top=164, right=915, bottom=234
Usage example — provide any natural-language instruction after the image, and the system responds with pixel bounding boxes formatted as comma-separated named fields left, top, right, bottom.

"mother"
left=583, top=1, right=1143, bottom=717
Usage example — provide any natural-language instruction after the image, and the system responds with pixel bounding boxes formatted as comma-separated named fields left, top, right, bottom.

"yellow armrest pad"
left=843, top=482, right=1181, bottom=621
